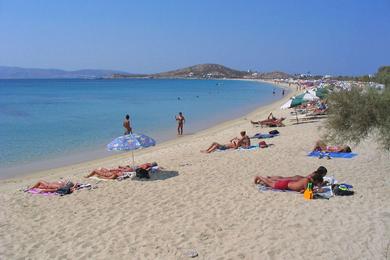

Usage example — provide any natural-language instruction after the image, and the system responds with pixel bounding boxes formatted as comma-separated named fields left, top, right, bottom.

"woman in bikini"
left=254, top=166, right=327, bottom=183
left=313, top=140, right=352, bottom=153
left=29, top=180, right=76, bottom=193
left=85, top=162, right=158, bottom=179
left=254, top=174, right=323, bottom=192
left=201, top=139, right=239, bottom=153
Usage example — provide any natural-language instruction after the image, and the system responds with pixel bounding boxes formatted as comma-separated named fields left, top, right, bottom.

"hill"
left=0, top=66, right=131, bottom=79
left=151, top=63, right=249, bottom=78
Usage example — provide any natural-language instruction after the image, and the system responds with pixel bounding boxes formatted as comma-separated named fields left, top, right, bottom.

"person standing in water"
left=175, top=112, right=185, bottom=135
left=123, top=114, right=132, bottom=135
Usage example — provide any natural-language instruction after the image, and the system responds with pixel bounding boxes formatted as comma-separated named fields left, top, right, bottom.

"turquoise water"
left=0, top=79, right=282, bottom=177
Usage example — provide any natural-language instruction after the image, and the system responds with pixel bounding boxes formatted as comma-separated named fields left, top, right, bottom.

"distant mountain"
left=0, top=66, right=131, bottom=79
left=114, top=63, right=249, bottom=79
left=152, top=63, right=249, bottom=78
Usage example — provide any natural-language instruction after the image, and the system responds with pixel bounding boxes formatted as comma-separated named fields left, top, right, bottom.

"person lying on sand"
left=254, top=173, right=323, bottom=192
left=201, top=131, right=250, bottom=153
left=251, top=116, right=285, bottom=127
left=29, top=180, right=77, bottom=193
left=85, top=162, right=158, bottom=179
left=201, top=140, right=238, bottom=153
left=313, top=140, right=351, bottom=153
left=237, top=131, right=251, bottom=148
left=255, top=166, right=327, bottom=183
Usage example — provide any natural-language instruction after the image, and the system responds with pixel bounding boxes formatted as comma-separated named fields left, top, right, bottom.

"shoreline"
left=0, top=79, right=291, bottom=181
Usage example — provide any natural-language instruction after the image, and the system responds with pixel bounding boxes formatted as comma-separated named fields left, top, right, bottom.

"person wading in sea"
left=175, top=112, right=185, bottom=135
left=123, top=114, right=132, bottom=135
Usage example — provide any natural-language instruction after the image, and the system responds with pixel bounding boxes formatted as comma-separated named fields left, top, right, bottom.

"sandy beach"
left=1, top=82, right=389, bottom=259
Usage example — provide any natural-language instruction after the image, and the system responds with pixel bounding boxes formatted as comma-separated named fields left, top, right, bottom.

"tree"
left=324, top=66, right=390, bottom=150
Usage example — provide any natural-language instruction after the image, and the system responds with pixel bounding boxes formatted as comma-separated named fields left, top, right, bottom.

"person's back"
left=287, top=178, right=309, bottom=192
left=237, top=131, right=250, bottom=148
left=288, top=174, right=323, bottom=192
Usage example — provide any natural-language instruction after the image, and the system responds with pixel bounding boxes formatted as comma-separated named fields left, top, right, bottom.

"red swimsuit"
left=274, top=180, right=291, bottom=190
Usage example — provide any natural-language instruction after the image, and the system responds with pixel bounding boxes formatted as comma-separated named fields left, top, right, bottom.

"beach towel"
left=117, top=172, right=135, bottom=181
left=256, top=184, right=296, bottom=192
left=88, top=176, right=111, bottom=181
left=75, top=183, right=92, bottom=190
left=240, top=143, right=274, bottom=150
left=216, top=145, right=257, bottom=152
left=237, top=145, right=259, bottom=151
left=25, top=183, right=93, bottom=196
left=308, top=151, right=357, bottom=159
left=217, top=143, right=272, bottom=152
left=251, top=133, right=276, bottom=139
left=257, top=176, right=338, bottom=198
left=25, top=188, right=59, bottom=196
left=256, top=183, right=335, bottom=199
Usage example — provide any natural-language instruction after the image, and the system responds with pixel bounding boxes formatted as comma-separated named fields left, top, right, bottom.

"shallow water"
left=0, top=78, right=283, bottom=178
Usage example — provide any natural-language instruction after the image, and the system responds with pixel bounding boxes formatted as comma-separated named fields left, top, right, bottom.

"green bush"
left=324, top=67, right=390, bottom=150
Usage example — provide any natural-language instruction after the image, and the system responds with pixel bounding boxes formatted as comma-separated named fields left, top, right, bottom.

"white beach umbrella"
left=280, top=98, right=294, bottom=109
left=280, top=92, right=319, bottom=123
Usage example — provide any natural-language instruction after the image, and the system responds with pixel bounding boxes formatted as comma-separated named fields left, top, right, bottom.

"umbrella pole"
left=132, top=151, right=135, bottom=170
left=295, top=107, right=299, bottom=124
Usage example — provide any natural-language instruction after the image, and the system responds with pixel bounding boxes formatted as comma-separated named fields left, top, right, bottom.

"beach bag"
left=56, top=183, right=73, bottom=196
left=259, top=141, right=268, bottom=148
left=136, top=168, right=150, bottom=179
left=333, top=184, right=354, bottom=196
left=269, top=130, right=279, bottom=135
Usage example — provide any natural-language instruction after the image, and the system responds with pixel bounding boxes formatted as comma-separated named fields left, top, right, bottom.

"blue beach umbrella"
left=107, top=133, right=156, bottom=167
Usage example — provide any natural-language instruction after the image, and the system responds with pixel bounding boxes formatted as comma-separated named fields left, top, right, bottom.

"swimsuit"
left=219, top=145, right=228, bottom=150
left=274, top=180, right=291, bottom=190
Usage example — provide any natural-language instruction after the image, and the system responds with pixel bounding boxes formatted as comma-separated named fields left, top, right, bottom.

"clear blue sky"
left=0, top=0, right=389, bottom=75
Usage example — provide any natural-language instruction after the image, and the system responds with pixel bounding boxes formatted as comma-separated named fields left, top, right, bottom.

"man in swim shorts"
left=176, top=112, right=185, bottom=135
left=201, top=130, right=251, bottom=153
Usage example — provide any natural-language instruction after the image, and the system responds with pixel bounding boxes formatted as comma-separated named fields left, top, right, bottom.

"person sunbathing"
left=251, top=116, right=285, bottom=127
left=237, top=131, right=251, bottom=148
left=118, top=162, right=157, bottom=171
left=254, top=166, right=327, bottom=183
left=201, top=131, right=251, bottom=153
left=254, top=173, right=323, bottom=192
left=313, top=140, right=351, bottom=153
left=29, top=180, right=77, bottom=193
left=201, top=140, right=238, bottom=153
left=85, top=162, right=158, bottom=179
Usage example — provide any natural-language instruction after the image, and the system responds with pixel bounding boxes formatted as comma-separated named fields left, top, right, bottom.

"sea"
left=0, top=78, right=284, bottom=178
